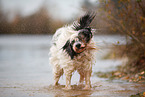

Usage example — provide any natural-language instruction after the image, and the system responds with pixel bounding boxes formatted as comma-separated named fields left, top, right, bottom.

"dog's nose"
left=76, top=43, right=81, bottom=48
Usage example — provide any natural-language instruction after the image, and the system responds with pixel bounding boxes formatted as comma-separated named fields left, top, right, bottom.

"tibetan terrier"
left=49, top=13, right=96, bottom=90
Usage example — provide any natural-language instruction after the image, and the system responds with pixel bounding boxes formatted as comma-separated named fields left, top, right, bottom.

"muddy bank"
left=1, top=79, right=145, bottom=97
left=42, top=82, right=145, bottom=97
left=100, top=44, right=145, bottom=83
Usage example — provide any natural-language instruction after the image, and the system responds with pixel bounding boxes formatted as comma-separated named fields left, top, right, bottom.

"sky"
left=0, top=0, right=98, bottom=21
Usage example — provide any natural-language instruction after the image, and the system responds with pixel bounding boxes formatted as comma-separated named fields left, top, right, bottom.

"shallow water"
left=0, top=35, right=144, bottom=97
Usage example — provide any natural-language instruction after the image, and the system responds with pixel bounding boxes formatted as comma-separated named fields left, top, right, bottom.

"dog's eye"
left=78, top=34, right=84, bottom=40
left=75, top=38, right=79, bottom=41
left=81, top=35, right=85, bottom=39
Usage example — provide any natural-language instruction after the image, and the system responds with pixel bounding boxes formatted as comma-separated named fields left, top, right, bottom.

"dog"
left=49, top=13, right=96, bottom=90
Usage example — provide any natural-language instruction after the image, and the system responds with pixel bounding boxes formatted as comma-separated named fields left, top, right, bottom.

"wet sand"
left=0, top=35, right=145, bottom=97
left=1, top=78, right=145, bottom=97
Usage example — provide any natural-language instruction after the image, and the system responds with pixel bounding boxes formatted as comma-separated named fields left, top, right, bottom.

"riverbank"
left=98, top=45, right=145, bottom=83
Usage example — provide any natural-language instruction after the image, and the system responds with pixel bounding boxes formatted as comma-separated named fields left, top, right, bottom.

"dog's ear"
left=62, top=40, right=76, bottom=59
left=85, top=28, right=93, bottom=38
left=73, top=12, right=96, bottom=31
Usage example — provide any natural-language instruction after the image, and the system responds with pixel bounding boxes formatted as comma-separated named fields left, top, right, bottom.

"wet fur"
left=49, top=13, right=96, bottom=90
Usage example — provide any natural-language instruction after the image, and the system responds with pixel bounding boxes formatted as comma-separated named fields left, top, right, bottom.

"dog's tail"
left=73, top=12, right=96, bottom=31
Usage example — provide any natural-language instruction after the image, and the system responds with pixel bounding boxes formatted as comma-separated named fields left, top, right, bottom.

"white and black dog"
left=49, top=13, right=96, bottom=90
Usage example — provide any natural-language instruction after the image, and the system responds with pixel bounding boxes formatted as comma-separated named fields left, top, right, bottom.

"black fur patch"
left=78, top=28, right=93, bottom=43
left=62, top=40, right=77, bottom=59
left=73, top=12, right=95, bottom=31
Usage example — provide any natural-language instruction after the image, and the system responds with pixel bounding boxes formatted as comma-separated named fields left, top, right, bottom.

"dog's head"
left=62, top=13, right=95, bottom=59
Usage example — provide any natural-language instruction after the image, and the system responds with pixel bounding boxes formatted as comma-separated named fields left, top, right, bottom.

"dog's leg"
left=54, top=74, right=61, bottom=86
left=78, top=72, right=84, bottom=85
left=84, top=71, right=92, bottom=90
left=79, top=74, right=84, bottom=85
left=63, top=69, right=73, bottom=90
left=54, top=68, right=63, bottom=86
left=65, top=74, right=72, bottom=90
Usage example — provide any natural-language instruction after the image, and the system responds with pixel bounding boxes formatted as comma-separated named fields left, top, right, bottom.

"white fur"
left=49, top=25, right=96, bottom=90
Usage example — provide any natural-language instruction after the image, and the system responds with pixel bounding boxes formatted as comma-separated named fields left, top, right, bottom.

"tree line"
left=0, top=6, right=64, bottom=34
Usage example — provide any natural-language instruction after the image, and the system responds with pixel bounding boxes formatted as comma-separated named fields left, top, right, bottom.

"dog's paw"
left=83, top=85, right=92, bottom=90
left=54, top=82, right=60, bottom=87
left=62, top=86, right=72, bottom=90
left=78, top=83, right=85, bottom=89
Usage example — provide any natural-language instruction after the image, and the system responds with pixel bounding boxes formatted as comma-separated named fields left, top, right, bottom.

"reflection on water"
left=43, top=84, right=94, bottom=97
left=0, top=35, right=52, bottom=81
left=0, top=35, right=144, bottom=97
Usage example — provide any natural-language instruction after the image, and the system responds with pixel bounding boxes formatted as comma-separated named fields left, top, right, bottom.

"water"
left=0, top=35, right=144, bottom=97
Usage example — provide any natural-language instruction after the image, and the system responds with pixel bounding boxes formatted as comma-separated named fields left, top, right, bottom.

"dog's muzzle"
left=73, top=42, right=86, bottom=53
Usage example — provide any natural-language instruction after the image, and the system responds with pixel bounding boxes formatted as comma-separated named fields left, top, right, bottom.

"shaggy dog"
left=49, top=13, right=96, bottom=90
